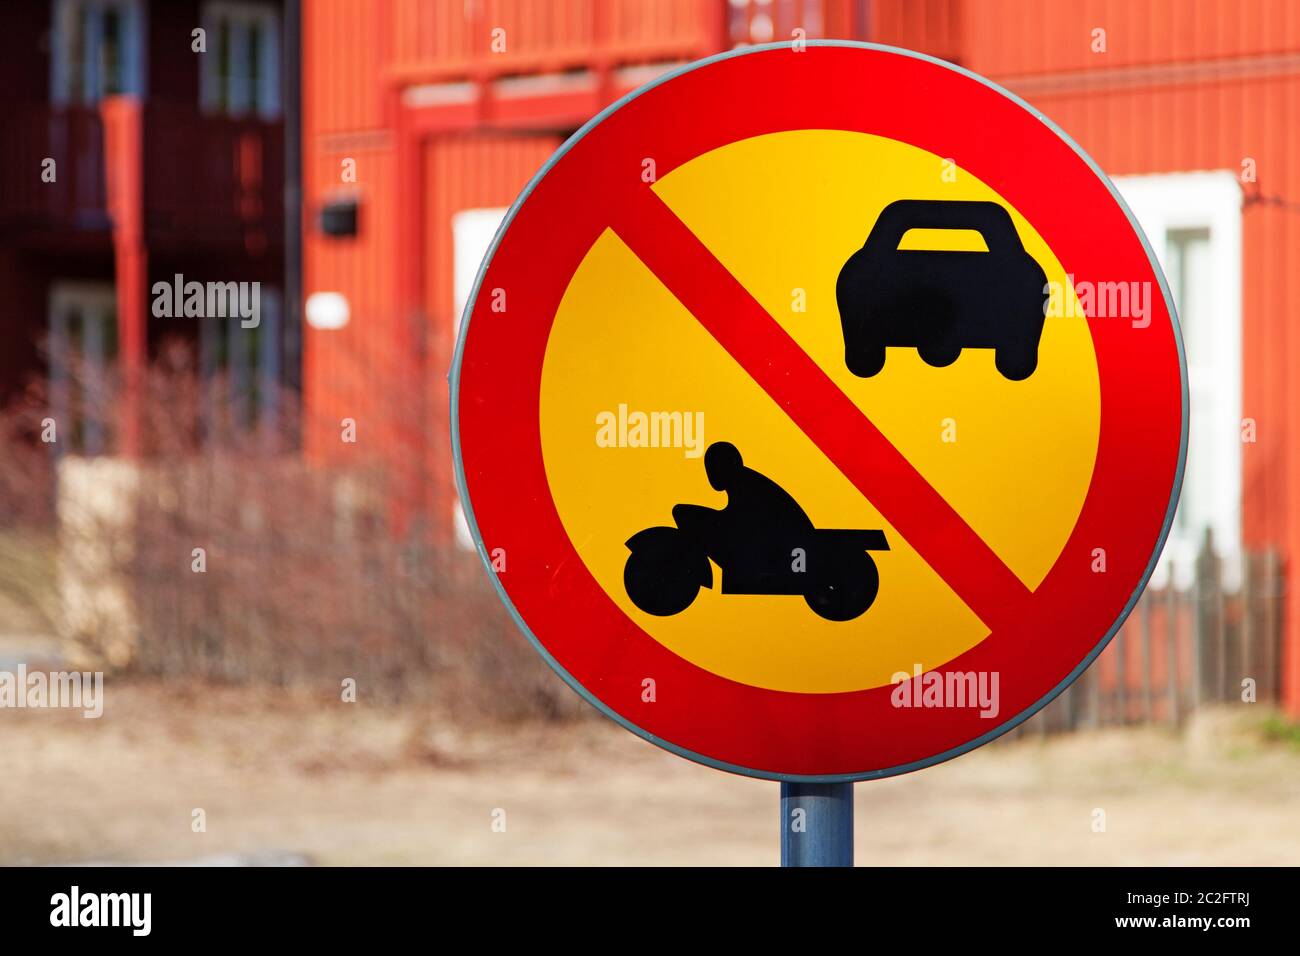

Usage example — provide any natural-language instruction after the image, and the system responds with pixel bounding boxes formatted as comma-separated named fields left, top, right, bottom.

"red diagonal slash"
left=612, top=186, right=1032, bottom=633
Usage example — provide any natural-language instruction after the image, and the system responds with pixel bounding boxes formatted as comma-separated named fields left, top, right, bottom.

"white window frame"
left=452, top=207, right=508, bottom=337
left=49, top=282, right=118, bottom=456
left=450, top=207, right=508, bottom=549
left=50, top=0, right=147, bottom=106
left=1113, top=171, right=1243, bottom=589
left=199, top=1, right=281, bottom=119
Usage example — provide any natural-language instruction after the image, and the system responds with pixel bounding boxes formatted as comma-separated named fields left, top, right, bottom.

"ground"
left=2, top=678, right=1298, bottom=866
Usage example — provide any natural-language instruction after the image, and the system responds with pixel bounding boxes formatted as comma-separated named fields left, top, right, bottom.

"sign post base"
left=780, top=782, right=854, bottom=867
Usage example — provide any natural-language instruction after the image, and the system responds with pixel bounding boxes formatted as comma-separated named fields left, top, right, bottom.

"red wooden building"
left=301, top=0, right=1298, bottom=713
left=0, top=0, right=289, bottom=452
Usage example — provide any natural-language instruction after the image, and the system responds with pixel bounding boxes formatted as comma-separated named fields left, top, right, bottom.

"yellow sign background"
left=540, top=130, right=1100, bottom=694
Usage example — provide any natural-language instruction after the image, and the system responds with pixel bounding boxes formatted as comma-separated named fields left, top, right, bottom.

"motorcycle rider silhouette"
left=623, top=441, right=889, bottom=621
left=671, top=442, right=813, bottom=580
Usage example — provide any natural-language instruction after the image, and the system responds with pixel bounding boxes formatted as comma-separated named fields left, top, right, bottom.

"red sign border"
left=450, top=41, right=1189, bottom=782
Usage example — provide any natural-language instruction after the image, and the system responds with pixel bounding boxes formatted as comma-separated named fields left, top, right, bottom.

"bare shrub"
left=0, top=378, right=60, bottom=640
left=1, top=346, right=585, bottom=721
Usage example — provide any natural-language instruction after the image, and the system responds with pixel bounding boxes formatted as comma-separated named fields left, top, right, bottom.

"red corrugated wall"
left=303, top=1, right=569, bottom=532
left=392, top=0, right=718, bottom=80
left=421, top=133, right=564, bottom=534
left=302, top=1, right=725, bottom=533
left=302, top=0, right=396, bottom=475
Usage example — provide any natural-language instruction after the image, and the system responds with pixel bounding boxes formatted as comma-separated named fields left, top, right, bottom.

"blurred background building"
left=1, top=0, right=1298, bottom=723
left=0, top=0, right=291, bottom=453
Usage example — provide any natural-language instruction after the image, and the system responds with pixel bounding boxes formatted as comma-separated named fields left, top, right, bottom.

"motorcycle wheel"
left=805, top=550, right=880, bottom=622
left=624, top=529, right=702, bottom=616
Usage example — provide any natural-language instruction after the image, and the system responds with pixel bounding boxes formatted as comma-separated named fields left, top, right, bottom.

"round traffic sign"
left=451, top=41, right=1186, bottom=781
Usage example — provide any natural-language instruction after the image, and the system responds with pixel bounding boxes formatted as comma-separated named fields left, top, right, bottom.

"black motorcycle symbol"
left=623, top=442, right=889, bottom=622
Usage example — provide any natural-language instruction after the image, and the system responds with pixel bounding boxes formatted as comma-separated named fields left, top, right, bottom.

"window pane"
left=1167, top=227, right=1210, bottom=357
left=79, top=2, right=95, bottom=102
left=217, top=19, right=230, bottom=111
left=249, top=23, right=263, bottom=110
left=60, top=1, right=86, bottom=103
left=101, top=5, right=122, bottom=95
left=202, top=7, right=280, bottom=116
left=1166, top=227, right=1212, bottom=537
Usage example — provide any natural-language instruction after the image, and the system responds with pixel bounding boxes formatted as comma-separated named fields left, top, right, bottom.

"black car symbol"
left=835, top=199, right=1049, bottom=381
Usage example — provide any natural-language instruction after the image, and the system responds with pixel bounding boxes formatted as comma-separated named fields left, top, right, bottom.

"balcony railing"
left=143, top=102, right=284, bottom=249
left=0, top=105, right=109, bottom=232
left=0, top=100, right=282, bottom=250
left=389, top=0, right=726, bottom=83
left=384, top=1, right=886, bottom=88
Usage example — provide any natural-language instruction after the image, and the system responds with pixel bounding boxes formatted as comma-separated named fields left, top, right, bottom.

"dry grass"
left=1, top=680, right=1297, bottom=866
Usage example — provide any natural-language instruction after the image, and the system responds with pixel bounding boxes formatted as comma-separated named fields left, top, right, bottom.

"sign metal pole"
left=780, top=781, right=854, bottom=867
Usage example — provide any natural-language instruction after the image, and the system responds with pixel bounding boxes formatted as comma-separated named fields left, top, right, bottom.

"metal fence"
left=1017, top=536, right=1284, bottom=736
